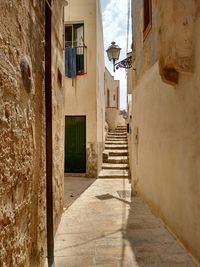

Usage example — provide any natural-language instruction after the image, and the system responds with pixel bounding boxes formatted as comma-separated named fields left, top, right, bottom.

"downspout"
left=45, top=0, right=54, bottom=266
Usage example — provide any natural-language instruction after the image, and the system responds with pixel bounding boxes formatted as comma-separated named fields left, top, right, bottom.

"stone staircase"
left=98, top=126, right=129, bottom=178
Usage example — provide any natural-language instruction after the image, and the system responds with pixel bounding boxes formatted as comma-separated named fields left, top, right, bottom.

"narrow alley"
left=52, top=178, right=197, bottom=266
left=52, top=122, right=198, bottom=266
left=1, top=0, right=200, bottom=266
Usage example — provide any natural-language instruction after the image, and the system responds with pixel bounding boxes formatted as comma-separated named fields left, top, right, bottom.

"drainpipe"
left=45, top=0, right=54, bottom=266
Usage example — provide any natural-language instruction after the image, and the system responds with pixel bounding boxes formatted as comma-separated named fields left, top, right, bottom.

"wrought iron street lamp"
left=106, top=41, right=121, bottom=72
left=106, top=41, right=133, bottom=72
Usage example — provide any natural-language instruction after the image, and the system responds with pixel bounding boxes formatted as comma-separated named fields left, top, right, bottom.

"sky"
left=100, top=0, right=132, bottom=110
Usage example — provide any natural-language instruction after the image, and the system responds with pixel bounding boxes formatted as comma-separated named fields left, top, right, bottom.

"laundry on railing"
left=65, top=47, right=76, bottom=78
left=65, top=45, right=85, bottom=77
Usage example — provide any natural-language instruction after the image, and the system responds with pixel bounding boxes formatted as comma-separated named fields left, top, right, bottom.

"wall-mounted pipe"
left=45, top=0, right=54, bottom=266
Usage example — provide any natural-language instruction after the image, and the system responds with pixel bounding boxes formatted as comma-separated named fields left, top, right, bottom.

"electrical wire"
left=126, top=0, right=131, bottom=56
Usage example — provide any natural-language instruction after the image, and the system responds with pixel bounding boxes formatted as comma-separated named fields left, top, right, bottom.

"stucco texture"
left=64, top=0, right=105, bottom=177
left=132, top=0, right=200, bottom=261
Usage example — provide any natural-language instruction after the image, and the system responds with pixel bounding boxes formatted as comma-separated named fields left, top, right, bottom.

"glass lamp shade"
left=106, top=41, right=121, bottom=61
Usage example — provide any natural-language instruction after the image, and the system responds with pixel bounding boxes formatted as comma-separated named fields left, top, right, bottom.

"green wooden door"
left=64, top=116, right=86, bottom=173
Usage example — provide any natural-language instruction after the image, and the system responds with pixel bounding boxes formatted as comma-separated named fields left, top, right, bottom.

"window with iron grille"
left=65, top=24, right=86, bottom=77
left=143, top=0, right=152, bottom=39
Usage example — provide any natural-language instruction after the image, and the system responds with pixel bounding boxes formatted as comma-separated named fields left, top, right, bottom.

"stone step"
left=105, top=144, right=128, bottom=148
left=107, top=135, right=127, bottom=139
left=108, top=130, right=127, bottom=133
left=107, top=132, right=127, bottom=136
left=107, top=156, right=128, bottom=164
left=114, top=132, right=127, bottom=135
left=105, top=146, right=128, bottom=150
left=105, top=141, right=128, bottom=145
left=102, top=163, right=129, bottom=170
left=106, top=139, right=127, bottom=142
left=116, top=126, right=127, bottom=129
left=115, top=129, right=126, bottom=131
left=106, top=136, right=127, bottom=140
left=105, top=145, right=128, bottom=150
left=104, top=150, right=128, bottom=156
left=115, top=127, right=127, bottom=131
left=98, top=169, right=129, bottom=179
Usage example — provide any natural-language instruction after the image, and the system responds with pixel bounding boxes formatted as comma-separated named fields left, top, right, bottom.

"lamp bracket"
left=115, top=55, right=133, bottom=70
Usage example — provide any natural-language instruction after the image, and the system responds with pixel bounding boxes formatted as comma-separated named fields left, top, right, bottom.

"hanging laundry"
left=65, top=47, right=76, bottom=78
left=76, top=46, right=84, bottom=75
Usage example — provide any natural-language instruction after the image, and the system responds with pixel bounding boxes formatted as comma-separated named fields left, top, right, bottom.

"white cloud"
left=101, top=0, right=132, bottom=110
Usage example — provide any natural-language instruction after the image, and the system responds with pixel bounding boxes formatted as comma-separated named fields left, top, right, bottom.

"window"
left=57, top=68, right=62, bottom=88
left=116, top=87, right=119, bottom=109
left=107, top=89, right=110, bottom=107
left=127, top=123, right=130, bottom=134
left=113, top=95, right=116, bottom=101
left=65, top=23, right=86, bottom=77
left=143, top=0, right=152, bottom=39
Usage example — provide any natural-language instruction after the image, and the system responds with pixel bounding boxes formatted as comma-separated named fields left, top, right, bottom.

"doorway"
left=65, top=116, right=86, bottom=173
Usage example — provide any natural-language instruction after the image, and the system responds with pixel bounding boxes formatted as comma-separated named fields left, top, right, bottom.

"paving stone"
left=54, top=255, right=94, bottom=266
left=63, top=176, right=95, bottom=209
left=51, top=179, right=197, bottom=267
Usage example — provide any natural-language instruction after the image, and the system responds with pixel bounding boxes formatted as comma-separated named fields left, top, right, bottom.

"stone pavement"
left=53, top=179, right=198, bottom=267
left=63, top=175, right=95, bottom=209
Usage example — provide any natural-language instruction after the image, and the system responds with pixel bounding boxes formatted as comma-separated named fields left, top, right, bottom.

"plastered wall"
left=64, top=0, right=105, bottom=177
left=96, top=0, right=106, bottom=174
left=104, top=68, right=120, bottom=131
left=132, top=0, right=158, bottom=81
left=104, top=67, right=119, bottom=109
left=132, top=0, right=200, bottom=261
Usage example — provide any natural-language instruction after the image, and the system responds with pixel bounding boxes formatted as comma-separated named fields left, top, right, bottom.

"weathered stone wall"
left=51, top=0, right=65, bottom=234
left=86, top=143, right=98, bottom=177
left=0, top=1, right=46, bottom=266
left=0, top=1, right=65, bottom=266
